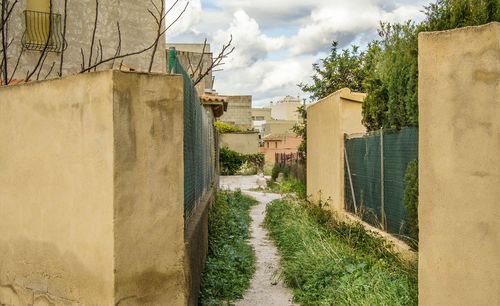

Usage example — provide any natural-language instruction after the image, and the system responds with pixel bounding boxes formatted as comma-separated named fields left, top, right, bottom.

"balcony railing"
left=22, top=10, right=66, bottom=52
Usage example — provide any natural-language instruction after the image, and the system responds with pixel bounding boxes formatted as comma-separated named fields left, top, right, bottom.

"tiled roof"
left=199, top=94, right=228, bottom=103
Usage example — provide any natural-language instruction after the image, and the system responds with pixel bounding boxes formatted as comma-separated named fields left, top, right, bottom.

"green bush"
left=199, top=191, right=258, bottom=305
left=245, top=153, right=265, bottom=174
left=403, top=160, right=419, bottom=250
left=214, top=121, right=242, bottom=134
left=264, top=199, right=417, bottom=305
left=219, top=147, right=246, bottom=175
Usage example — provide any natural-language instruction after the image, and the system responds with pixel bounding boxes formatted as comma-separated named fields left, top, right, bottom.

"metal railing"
left=22, top=10, right=66, bottom=52
left=168, top=48, right=216, bottom=221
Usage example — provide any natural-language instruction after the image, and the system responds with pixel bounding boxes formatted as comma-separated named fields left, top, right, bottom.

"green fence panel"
left=344, top=127, right=418, bottom=236
left=168, top=48, right=215, bottom=221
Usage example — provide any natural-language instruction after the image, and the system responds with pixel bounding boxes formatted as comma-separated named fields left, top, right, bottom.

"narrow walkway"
left=220, top=176, right=295, bottom=306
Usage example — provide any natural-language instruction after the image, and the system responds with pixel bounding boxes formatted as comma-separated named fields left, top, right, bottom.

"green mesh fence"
left=344, top=127, right=418, bottom=236
left=168, top=48, right=216, bottom=220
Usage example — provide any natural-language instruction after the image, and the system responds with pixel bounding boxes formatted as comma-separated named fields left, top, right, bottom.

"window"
left=255, top=116, right=265, bottom=121
left=22, top=0, right=65, bottom=52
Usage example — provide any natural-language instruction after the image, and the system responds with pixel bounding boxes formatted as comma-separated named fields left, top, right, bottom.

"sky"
left=166, top=0, right=434, bottom=107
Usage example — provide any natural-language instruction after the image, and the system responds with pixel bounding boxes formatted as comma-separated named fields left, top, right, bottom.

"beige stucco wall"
left=307, top=88, right=366, bottom=212
left=418, top=22, right=500, bottom=306
left=0, top=71, right=186, bottom=305
left=220, top=95, right=252, bottom=129
left=4, top=0, right=166, bottom=82
left=220, top=133, right=259, bottom=155
left=271, top=96, right=301, bottom=121
left=261, top=120, right=296, bottom=136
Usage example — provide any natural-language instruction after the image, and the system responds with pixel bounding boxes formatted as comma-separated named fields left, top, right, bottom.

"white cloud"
left=165, top=0, right=203, bottom=38
left=169, top=0, right=434, bottom=104
left=213, top=10, right=285, bottom=69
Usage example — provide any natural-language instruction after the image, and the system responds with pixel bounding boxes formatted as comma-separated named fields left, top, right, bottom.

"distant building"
left=4, top=0, right=166, bottom=82
left=261, top=120, right=297, bottom=137
left=270, top=95, right=302, bottom=122
left=251, top=108, right=272, bottom=134
left=261, top=133, right=302, bottom=163
left=166, top=43, right=214, bottom=94
left=219, top=95, right=253, bottom=130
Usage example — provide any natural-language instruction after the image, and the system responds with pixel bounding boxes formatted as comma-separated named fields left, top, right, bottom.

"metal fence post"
left=344, top=146, right=358, bottom=215
left=380, top=128, right=387, bottom=230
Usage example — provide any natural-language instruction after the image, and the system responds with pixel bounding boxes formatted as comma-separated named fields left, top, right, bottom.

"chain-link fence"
left=344, top=127, right=418, bottom=236
left=168, top=48, right=216, bottom=221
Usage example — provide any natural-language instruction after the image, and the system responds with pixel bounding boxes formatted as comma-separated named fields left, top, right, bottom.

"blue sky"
left=167, top=0, right=433, bottom=107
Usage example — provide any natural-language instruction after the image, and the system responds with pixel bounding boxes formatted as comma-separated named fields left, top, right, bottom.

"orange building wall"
left=261, top=135, right=302, bottom=163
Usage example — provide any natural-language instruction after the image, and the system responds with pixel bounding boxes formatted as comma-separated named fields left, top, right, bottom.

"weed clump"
left=199, top=190, right=258, bottom=305
left=264, top=198, right=418, bottom=306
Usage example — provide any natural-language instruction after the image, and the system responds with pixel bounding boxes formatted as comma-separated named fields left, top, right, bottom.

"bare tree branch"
left=111, top=22, right=121, bottom=68
left=58, top=0, right=68, bottom=77
left=191, top=35, right=235, bottom=86
left=8, top=44, right=24, bottom=83
left=88, top=0, right=99, bottom=68
left=44, top=61, right=56, bottom=79
left=83, top=0, right=189, bottom=73
left=25, top=0, right=54, bottom=82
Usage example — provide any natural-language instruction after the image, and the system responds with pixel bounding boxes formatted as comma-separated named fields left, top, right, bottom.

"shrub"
left=199, top=191, right=258, bottom=305
left=214, top=121, right=242, bottom=134
left=403, top=160, right=419, bottom=250
left=219, top=147, right=246, bottom=175
left=245, top=153, right=265, bottom=174
left=264, top=198, right=417, bottom=305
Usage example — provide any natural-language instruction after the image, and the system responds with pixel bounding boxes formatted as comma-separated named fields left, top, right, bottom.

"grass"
left=250, top=177, right=306, bottom=198
left=264, top=198, right=418, bottom=306
left=199, top=190, right=258, bottom=305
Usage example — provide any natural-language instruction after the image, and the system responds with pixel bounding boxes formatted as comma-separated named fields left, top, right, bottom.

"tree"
left=291, top=104, right=307, bottom=157
left=299, top=42, right=367, bottom=101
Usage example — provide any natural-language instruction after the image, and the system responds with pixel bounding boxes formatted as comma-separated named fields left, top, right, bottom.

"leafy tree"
left=291, top=104, right=307, bottom=156
left=299, top=42, right=367, bottom=101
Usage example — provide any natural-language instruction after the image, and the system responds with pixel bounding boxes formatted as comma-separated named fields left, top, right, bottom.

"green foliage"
left=422, top=0, right=500, bottom=31
left=245, top=153, right=265, bottom=174
left=214, top=121, right=242, bottom=134
left=264, top=199, right=418, bottom=306
left=299, top=42, right=367, bottom=101
left=363, top=22, right=419, bottom=131
left=301, top=0, right=499, bottom=132
left=219, top=147, right=246, bottom=175
left=292, top=104, right=307, bottom=156
left=271, top=163, right=284, bottom=181
left=403, top=160, right=419, bottom=250
left=199, top=190, right=258, bottom=305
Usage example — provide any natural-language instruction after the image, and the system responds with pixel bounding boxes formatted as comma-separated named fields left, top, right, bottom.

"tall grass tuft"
left=264, top=198, right=418, bottom=306
left=199, top=190, right=258, bottom=305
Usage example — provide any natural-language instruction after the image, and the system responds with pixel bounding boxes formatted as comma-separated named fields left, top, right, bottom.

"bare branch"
left=58, top=0, right=68, bottom=77
left=111, top=22, right=122, bottom=68
left=36, top=52, right=48, bottom=80
left=148, top=0, right=165, bottom=72
left=8, top=45, right=25, bottom=83
left=44, top=61, right=56, bottom=80
left=165, top=2, right=189, bottom=32
left=80, top=48, right=85, bottom=70
left=191, top=35, right=235, bottom=86
left=25, top=0, right=54, bottom=82
left=88, top=0, right=99, bottom=69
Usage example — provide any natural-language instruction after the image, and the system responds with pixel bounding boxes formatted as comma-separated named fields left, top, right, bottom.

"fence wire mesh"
left=344, top=127, right=418, bottom=235
left=168, top=48, right=215, bottom=221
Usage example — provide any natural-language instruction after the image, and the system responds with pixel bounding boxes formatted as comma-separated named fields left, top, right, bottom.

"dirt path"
left=220, top=176, right=296, bottom=306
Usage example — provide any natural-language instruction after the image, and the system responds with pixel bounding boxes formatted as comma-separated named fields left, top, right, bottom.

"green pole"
left=168, top=47, right=176, bottom=73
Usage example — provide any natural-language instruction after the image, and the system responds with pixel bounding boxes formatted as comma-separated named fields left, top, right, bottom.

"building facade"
left=166, top=43, right=214, bottom=94
left=2, top=0, right=166, bottom=83
left=270, top=95, right=302, bottom=122
left=219, top=95, right=253, bottom=130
